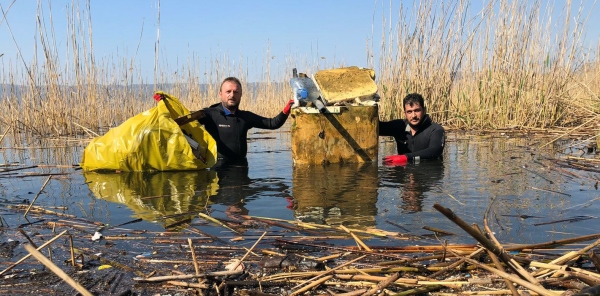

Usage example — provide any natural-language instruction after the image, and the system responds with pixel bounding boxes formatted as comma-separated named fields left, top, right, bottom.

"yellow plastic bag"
left=80, top=91, right=217, bottom=171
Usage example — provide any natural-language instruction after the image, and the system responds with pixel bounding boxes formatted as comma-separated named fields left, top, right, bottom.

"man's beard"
left=224, top=101, right=239, bottom=110
left=407, top=118, right=423, bottom=129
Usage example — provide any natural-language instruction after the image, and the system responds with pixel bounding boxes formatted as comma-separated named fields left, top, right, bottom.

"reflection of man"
left=211, top=159, right=252, bottom=217
left=381, top=161, right=445, bottom=213
left=401, top=174, right=425, bottom=212
left=379, top=93, right=445, bottom=165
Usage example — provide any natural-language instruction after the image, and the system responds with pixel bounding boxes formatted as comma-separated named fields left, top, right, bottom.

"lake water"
left=1, top=126, right=599, bottom=249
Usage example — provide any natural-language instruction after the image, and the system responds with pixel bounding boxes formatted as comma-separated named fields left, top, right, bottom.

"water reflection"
left=210, top=159, right=252, bottom=215
left=291, top=163, right=379, bottom=228
left=379, top=161, right=445, bottom=213
left=84, top=170, right=219, bottom=230
left=209, top=158, right=292, bottom=219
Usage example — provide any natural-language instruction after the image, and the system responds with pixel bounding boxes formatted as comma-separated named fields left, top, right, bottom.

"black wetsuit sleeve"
left=248, top=111, right=290, bottom=129
left=404, top=125, right=445, bottom=159
left=379, top=120, right=405, bottom=137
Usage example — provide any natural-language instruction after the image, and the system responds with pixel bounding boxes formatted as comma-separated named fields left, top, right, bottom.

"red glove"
left=383, top=154, right=408, bottom=165
left=282, top=99, right=294, bottom=115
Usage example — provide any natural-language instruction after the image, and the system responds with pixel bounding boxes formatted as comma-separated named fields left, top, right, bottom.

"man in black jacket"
left=199, top=77, right=294, bottom=160
left=379, top=93, right=445, bottom=165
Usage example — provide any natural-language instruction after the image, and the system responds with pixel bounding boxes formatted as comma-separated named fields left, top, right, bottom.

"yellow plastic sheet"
left=84, top=170, right=219, bottom=230
left=80, top=91, right=217, bottom=171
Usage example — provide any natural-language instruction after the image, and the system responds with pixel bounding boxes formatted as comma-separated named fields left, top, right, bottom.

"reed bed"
left=1, top=0, right=599, bottom=141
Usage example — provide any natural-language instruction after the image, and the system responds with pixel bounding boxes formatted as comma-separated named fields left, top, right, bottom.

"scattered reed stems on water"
left=1, top=0, right=599, bottom=139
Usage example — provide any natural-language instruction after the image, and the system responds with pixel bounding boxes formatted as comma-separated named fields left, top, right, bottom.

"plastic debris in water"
left=224, top=259, right=245, bottom=272
left=91, top=231, right=103, bottom=241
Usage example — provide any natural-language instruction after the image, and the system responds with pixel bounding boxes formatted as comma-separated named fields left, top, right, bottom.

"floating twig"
left=232, top=231, right=267, bottom=271
left=531, top=186, right=571, bottom=196
left=533, top=215, right=595, bottom=226
left=436, top=186, right=465, bottom=205
left=339, top=225, right=372, bottom=252
left=133, top=270, right=242, bottom=282
left=24, top=176, right=52, bottom=218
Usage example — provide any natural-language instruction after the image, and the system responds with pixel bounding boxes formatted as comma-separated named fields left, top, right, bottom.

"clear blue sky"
left=1, top=0, right=599, bottom=83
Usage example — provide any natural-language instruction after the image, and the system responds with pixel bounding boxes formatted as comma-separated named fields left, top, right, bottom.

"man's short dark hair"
left=220, top=77, right=242, bottom=91
left=403, top=93, right=425, bottom=110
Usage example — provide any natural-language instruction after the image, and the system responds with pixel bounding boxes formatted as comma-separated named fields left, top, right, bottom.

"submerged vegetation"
left=0, top=0, right=599, bottom=140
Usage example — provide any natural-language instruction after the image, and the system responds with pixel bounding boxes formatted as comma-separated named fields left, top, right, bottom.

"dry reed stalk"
left=422, top=226, right=456, bottom=236
left=427, top=247, right=485, bottom=279
left=23, top=244, right=93, bottom=296
left=591, top=251, right=600, bottom=272
left=460, top=257, right=559, bottom=296
left=434, top=203, right=539, bottom=284
left=530, top=186, right=571, bottom=196
left=0, top=126, right=12, bottom=146
left=333, top=288, right=368, bottom=296
left=334, top=274, right=419, bottom=285
left=261, top=249, right=285, bottom=257
left=246, top=215, right=395, bottom=237
left=505, top=233, right=600, bottom=252
left=434, top=291, right=553, bottom=295
left=232, top=231, right=267, bottom=271
left=339, top=225, right=372, bottom=252
left=138, top=259, right=222, bottom=265
left=198, top=212, right=239, bottom=234
left=552, top=266, right=600, bottom=281
left=133, top=270, right=242, bottom=282
left=69, top=235, right=75, bottom=267
left=315, top=252, right=348, bottom=262
left=0, top=229, right=68, bottom=276
left=0, top=165, right=37, bottom=173
left=362, top=272, right=401, bottom=296
left=187, top=238, right=200, bottom=275
left=477, top=219, right=520, bottom=296
left=10, top=205, right=76, bottom=219
left=531, top=238, right=600, bottom=278
left=166, top=281, right=207, bottom=289
left=17, top=228, right=38, bottom=247
left=289, top=275, right=333, bottom=296
left=24, top=175, right=52, bottom=217
left=288, top=255, right=367, bottom=292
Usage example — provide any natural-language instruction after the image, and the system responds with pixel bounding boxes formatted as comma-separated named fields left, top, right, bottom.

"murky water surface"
left=1, top=127, right=599, bottom=249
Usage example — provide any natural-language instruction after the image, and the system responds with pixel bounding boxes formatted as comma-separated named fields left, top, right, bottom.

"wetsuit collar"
left=221, top=103, right=234, bottom=115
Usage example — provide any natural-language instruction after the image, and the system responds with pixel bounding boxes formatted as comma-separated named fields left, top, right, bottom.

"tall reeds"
left=376, top=0, right=600, bottom=132
left=0, top=0, right=598, bottom=139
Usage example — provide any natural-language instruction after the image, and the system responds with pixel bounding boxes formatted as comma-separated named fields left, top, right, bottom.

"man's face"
left=219, top=81, right=242, bottom=110
left=404, top=102, right=425, bottom=126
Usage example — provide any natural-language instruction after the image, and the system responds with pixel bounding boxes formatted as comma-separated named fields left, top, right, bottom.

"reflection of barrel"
left=84, top=170, right=218, bottom=230
left=292, top=163, right=378, bottom=228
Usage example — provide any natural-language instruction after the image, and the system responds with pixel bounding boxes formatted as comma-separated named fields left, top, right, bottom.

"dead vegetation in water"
left=1, top=162, right=600, bottom=295
left=2, top=196, right=600, bottom=295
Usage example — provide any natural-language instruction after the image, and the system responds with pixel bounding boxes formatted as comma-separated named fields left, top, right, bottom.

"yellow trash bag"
left=80, top=91, right=217, bottom=171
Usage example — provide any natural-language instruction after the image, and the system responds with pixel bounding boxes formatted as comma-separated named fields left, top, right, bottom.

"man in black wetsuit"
left=379, top=93, right=445, bottom=165
left=199, top=77, right=294, bottom=161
